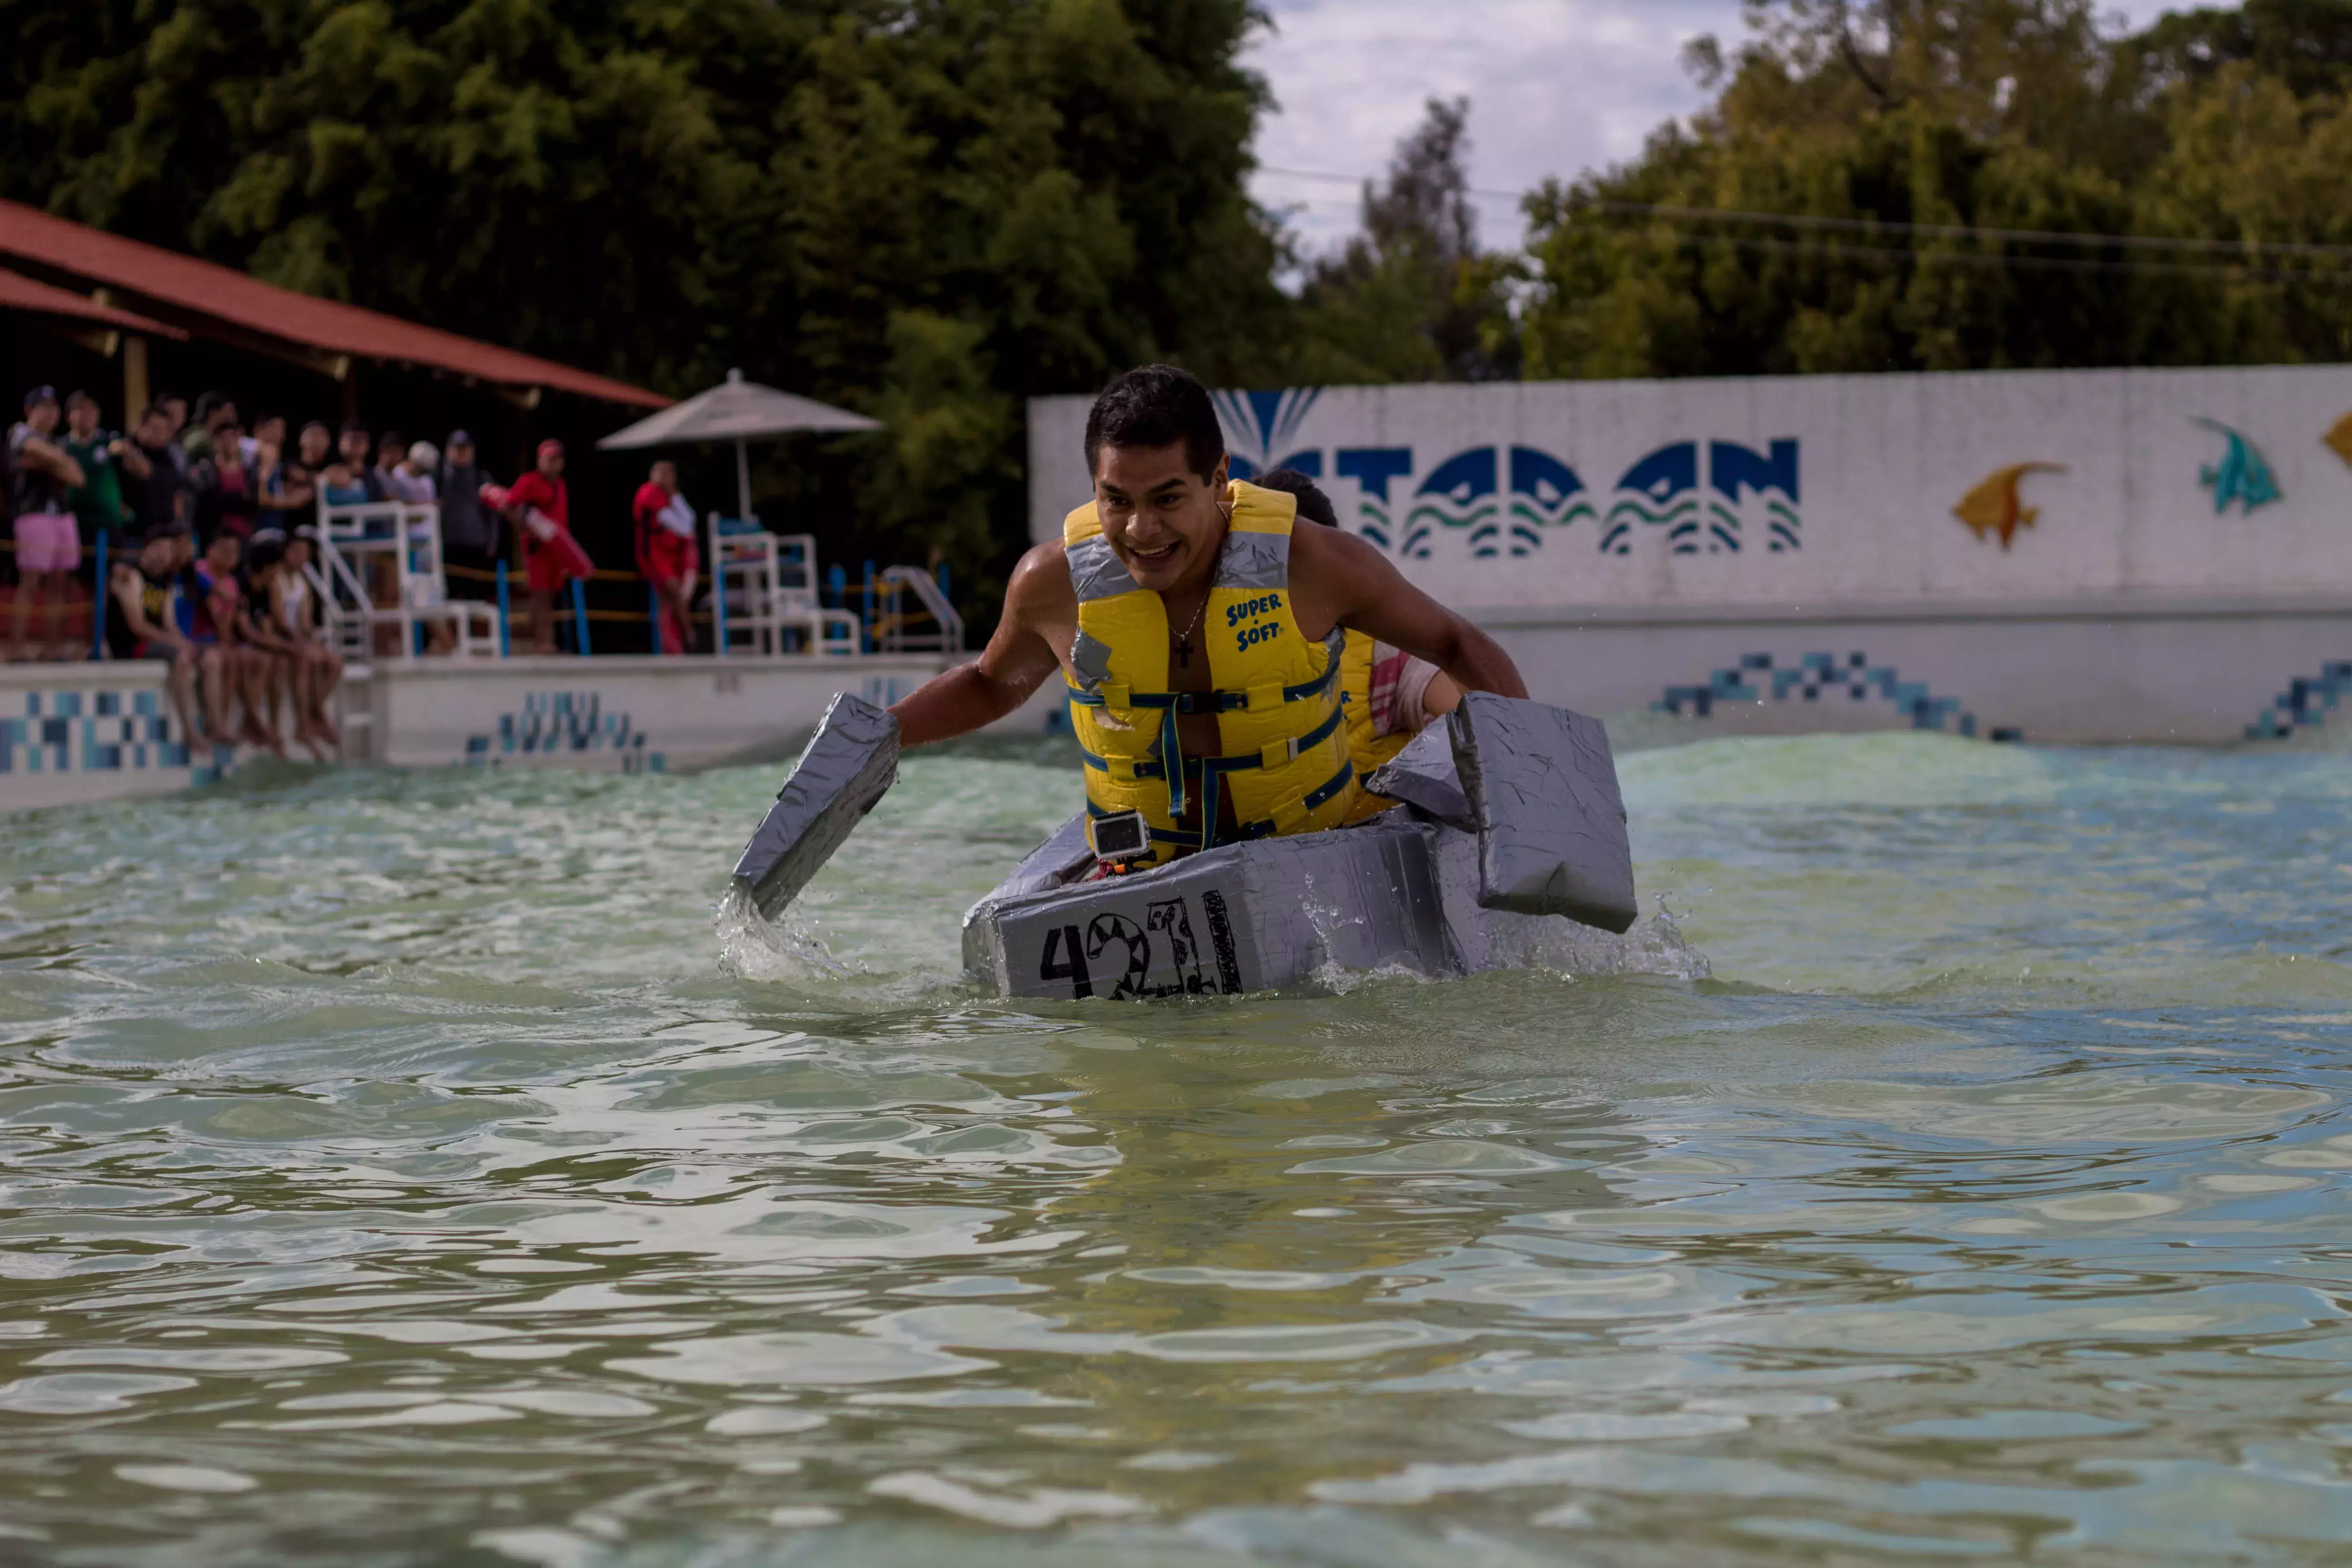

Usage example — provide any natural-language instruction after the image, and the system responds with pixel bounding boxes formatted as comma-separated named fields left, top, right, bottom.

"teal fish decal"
left=2193, top=418, right=2283, bottom=515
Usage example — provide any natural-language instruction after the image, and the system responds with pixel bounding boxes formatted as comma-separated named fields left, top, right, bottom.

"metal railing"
left=4, top=524, right=963, bottom=664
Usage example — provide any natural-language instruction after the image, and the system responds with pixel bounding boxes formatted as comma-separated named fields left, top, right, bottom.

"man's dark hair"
left=1083, top=365, right=1224, bottom=483
left=195, top=390, right=231, bottom=421
left=1252, top=467, right=1339, bottom=528
left=339, top=419, right=369, bottom=439
left=65, top=389, right=97, bottom=412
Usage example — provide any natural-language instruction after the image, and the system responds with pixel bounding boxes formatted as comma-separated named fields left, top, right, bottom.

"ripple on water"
left=0, top=738, right=2350, bottom=1563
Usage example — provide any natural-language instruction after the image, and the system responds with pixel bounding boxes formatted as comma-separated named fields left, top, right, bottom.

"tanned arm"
left=1292, top=524, right=1528, bottom=700
left=889, top=541, right=1074, bottom=746
left=23, top=435, right=84, bottom=490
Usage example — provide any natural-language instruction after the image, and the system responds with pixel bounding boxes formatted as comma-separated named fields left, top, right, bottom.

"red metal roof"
left=0, top=265, right=186, bottom=337
left=0, top=200, right=668, bottom=408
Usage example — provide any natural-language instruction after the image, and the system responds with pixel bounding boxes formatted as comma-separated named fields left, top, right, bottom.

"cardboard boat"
left=732, top=691, right=1639, bottom=1001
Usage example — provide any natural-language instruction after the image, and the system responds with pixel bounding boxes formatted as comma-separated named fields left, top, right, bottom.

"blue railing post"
left=713, top=533, right=730, bottom=657
left=647, top=581, right=662, bottom=655
left=571, top=578, right=592, bottom=657
left=495, top=560, right=511, bottom=657
left=92, top=533, right=109, bottom=659
left=862, top=559, right=876, bottom=654
left=825, top=564, right=845, bottom=610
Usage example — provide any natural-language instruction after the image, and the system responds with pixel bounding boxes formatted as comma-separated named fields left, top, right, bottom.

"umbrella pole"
left=735, top=438, right=752, bottom=526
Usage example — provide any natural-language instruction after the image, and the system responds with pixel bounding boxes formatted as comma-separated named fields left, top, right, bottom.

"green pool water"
left=4, top=728, right=2351, bottom=1566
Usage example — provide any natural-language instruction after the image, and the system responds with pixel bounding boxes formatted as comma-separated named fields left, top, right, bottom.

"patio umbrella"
left=596, top=368, right=880, bottom=524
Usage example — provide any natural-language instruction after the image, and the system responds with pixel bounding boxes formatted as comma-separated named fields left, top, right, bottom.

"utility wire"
left=1580, top=200, right=2352, bottom=260
left=1253, top=163, right=2352, bottom=261
left=1714, top=233, right=2339, bottom=284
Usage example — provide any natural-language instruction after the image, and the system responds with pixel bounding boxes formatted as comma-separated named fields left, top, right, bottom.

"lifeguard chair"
left=708, top=514, right=860, bottom=658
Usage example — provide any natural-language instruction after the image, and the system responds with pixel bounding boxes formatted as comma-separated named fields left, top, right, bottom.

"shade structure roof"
left=0, top=266, right=186, bottom=338
left=0, top=199, right=667, bottom=408
left=597, top=368, right=878, bottom=449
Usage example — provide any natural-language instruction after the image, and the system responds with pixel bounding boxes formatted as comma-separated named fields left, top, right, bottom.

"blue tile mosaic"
left=466, top=691, right=648, bottom=764
left=2245, top=661, right=2351, bottom=740
left=0, top=684, right=211, bottom=780
left=1654, top=651, right=1981, bottom=737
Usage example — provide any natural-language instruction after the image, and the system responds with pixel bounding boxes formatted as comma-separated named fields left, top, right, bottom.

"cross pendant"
left=1176, top=637, right=1191, bottom=669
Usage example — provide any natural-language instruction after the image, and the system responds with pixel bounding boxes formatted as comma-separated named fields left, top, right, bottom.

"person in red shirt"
left=501, top=439, right=593, bottom=655
left=631, top=459, right=699, bottom=655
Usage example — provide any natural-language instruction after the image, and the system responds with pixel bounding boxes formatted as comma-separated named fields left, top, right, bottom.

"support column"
left=122, top=334, right=149, bottom=421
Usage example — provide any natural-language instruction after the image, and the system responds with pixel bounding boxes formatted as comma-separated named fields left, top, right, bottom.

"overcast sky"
left=1246, top=0, right=2189, bottom=256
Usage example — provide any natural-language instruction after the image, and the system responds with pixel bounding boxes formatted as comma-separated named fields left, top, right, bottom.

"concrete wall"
left=1030, top=364, right=2352, bottom=608
left=1028, top=365, right=2352, bottom=745
left=0, top=655, right=955, bottom=813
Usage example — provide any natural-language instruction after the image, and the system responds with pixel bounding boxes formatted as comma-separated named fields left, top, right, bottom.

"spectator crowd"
left=6, top=379, right=708, bottom=756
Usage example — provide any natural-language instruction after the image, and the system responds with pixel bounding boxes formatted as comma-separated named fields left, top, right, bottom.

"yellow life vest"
left=1064, top=481, right=1361, bottom=865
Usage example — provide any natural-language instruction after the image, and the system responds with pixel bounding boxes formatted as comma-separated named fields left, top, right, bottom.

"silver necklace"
left=1173, top=591, right=1208, bottom=668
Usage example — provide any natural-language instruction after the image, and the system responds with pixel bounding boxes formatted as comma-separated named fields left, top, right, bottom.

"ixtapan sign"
left=1029, top=365, right=2352, bottom=613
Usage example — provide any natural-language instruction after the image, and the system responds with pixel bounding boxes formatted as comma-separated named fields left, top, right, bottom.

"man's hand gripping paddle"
left=730, top=693, right=902, bottom=920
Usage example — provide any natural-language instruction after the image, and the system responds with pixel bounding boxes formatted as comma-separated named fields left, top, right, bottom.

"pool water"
left=4, top=730, right=2351, bottom=1566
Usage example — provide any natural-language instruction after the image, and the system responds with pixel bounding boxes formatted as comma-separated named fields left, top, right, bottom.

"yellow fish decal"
left=1954, top=462, right=2066, bottom=550
left=2326, top=411, right=2352, bottom=470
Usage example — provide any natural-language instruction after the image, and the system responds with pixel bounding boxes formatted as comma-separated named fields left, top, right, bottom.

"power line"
left=1582, top=200, right=2352, bottom=260
left=1713, top=233, right=2340, bottom=284
left=1252, top=163, right=2352, bottom=261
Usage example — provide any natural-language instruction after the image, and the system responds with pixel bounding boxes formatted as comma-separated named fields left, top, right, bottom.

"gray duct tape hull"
left=731, top=693, right=901, bottom=920
left=962, top=696, right=1637, bottom=1001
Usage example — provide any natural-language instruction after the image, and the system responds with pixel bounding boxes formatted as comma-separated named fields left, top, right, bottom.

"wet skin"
left=887, top=441, right=1527, bottom=780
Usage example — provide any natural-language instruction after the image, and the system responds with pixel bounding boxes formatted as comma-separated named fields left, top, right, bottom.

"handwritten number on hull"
left=1040, top=924, right=1093, bottom=998
left=1036, top=896, right=1242, bottom=1000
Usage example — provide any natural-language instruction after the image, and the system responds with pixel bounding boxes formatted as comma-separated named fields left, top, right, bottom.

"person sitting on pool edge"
left=886, top=363, right=1525, bottom=869
left=1247, top=466, right=1461, bottom=780
left=104, top=521, right=211, bottom=748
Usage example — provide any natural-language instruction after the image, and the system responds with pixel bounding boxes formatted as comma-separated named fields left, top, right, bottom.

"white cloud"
left=1247, top=0, right=2190, bottom=256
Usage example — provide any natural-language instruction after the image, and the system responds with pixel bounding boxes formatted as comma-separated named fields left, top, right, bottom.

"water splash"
left=712, top=883, right=851, bottom=982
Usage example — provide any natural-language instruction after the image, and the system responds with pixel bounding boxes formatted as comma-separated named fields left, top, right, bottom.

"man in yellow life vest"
left=888, top=364, right=1527, bottom=868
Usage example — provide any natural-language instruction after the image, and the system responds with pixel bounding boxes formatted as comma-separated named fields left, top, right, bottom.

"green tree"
left=1284, top=97, right=1522, bottom=384
left=0, top=0, right=1292, bottom=604
left=1520, top=0, right=2352, bottom=381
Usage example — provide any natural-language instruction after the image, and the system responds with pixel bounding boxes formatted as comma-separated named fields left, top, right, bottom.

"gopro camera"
left=1087, top=810, right=1153, bottom=867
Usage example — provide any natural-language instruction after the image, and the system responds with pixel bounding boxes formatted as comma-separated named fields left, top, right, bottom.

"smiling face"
left=1093, top=440, right=1229, bottom=594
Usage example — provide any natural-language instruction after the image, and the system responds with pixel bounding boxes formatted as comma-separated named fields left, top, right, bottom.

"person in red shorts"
left=502, top=439, right=593, bottom=655
left=631, top=459, right=698, bottom=655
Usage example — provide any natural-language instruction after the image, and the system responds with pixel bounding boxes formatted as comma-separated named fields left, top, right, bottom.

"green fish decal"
left=2193, top=418, right=2283, bottom=515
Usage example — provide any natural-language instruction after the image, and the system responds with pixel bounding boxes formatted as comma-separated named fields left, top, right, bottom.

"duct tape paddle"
left=730, top=693, right=902, bottom=920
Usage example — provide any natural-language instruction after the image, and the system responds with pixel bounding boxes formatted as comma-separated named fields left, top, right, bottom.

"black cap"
left=24, top=384, right=57, bottom=412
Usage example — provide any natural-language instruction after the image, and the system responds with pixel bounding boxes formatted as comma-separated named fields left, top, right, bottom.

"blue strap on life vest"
left=1082, top=756, right=1355, bottom=855
left=1069, top=657, right=1342, bottom=819
left=1075, top=703, right=1345, bottom=788
left=1066, top=657, right=1340, bottom=718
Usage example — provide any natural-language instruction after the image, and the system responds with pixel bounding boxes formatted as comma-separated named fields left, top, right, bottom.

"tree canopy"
left=5, top=0, right=2351, bottom=597
left=0, top=0, right=1291, bottom=596
left=1512, top=0, right=2352, bottom=378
